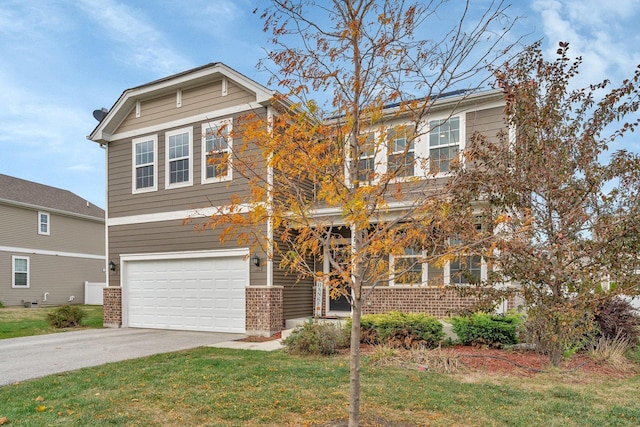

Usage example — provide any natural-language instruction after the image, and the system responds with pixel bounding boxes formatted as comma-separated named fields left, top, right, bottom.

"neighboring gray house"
left=0, top=174, right=105, bottom=306
left=88, top=62, right=511, bottom=337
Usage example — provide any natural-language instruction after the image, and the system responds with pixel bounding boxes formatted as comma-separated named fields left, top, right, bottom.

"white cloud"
left=531, top=0, right=640, bottom=86
left=75, top=0, right=193, bottom=75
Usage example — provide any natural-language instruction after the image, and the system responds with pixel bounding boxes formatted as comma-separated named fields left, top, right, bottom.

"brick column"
left=103, top=287, right=122, bottom=328
left=245, top=286, right=283, bottom=336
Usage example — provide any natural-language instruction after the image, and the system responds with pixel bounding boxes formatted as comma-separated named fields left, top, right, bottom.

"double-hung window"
left=448, top=237, right=482, bottom=285
left=202, top=120, right=232, bottom=183
left=132, top=135, right=157, bottom=193
left=12, top=256, right=29, bottom=288
left=38, top=211, right=50, bottom=235
left=387, top=126, right=414, bottom=178
left=165, top=127, right=193, bottom=189
left=429, top=116, right=460, bottom=173
left=392, top=247, right=423, bottom=285
left=356, top=133, right=376, bottom=183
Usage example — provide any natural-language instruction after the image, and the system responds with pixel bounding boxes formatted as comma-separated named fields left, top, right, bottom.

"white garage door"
left=125, top=255, right=247, bottom=333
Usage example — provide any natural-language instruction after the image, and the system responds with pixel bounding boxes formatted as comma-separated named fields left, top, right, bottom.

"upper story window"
left=38, top=211, right=50, bottom=235
left=356, top=133, right=376, bottom=183
left=429, top=116, right=460, bottom=173
left=202, top=119, right=233, bottom=183
left=387, top=126, right=415, bottom=178
left=12, top=256, right=29, bottom=288
left=165, top=127, right=193, bottom=189
left=132, top=135, right=158, bottom=194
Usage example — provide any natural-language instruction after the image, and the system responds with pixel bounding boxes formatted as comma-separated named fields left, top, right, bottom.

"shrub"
left=0, top=300, right=4, bottom=308
left=356, top=311, right=444, bottom=349
left=593, top=296, right=640, bottom=347
left=46, top=305, right=86, bottom=328
left=451, top=311, right=523, bottom=348
left=282, top=321, right=347, bottom=355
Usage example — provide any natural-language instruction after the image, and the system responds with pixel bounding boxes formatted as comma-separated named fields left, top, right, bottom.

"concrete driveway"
left=0, top=328, right=244, bottom=387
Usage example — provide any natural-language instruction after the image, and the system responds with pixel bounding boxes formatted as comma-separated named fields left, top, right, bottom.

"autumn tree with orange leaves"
left=201, top=1, right=518, bottom=425
left=461, top=41, right=640, bottom=366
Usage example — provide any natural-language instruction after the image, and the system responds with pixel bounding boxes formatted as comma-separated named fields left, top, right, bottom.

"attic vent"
left=222, top=77, right=228, bottom=97
left=136, top=100, right=141, bottom=118
left=177, top=89, right=182, bottom=108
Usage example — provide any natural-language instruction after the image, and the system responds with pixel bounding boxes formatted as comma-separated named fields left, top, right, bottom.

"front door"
left=325, top=244, right=352, bottom=316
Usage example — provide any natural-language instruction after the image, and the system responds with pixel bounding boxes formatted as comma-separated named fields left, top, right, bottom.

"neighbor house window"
left=132, top=135, right=158, bottom=193
left=429, top=116, right=460, bottom=173
left=12, top=256, right=29, bottom=288
left=165, top=127, right=193, bottom=189
left=202, top=120, right=232, bottom=183
left=387, top=126, right=414, bottom=178
left=38, top=211, right=50, bottom=235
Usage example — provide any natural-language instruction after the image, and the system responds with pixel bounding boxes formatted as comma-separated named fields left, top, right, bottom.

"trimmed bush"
left=46, top=305, right=86, bottom=328
left=594, top=296, right=640, bottom=347
left=451, top=311, right=523, bottom=348
left=282, top=321, right=347, bottom=355
left=355, top=311, right=444, bottom=349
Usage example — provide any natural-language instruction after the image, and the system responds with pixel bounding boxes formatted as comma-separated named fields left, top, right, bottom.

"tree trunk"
left=348, top=295, right=362, bottom=427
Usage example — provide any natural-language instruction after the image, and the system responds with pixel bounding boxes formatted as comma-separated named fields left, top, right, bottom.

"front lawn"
left=0, top=347, right=638, bottom=426
left=0, top=305, right=103, bottom=339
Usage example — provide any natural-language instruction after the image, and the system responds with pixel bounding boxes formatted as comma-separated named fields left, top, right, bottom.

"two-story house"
left=88, top=63, right=511, bottom=336
left=0, top=174, right=105, bottom=306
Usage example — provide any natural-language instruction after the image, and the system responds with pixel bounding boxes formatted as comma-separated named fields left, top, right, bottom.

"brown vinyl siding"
left=466, top=106, right=505, bottom=141
left=108, top=109, right=266, bottom=218
left=0, top=204, right=104, bottom=256
left=0, top=253, right=104, bottom=306
left=0, top=203, right=105, bottom=307
left=107, top=219, right=266, bottom=288
left=116, top=80, right=256, bottom=134
left=272, top=248, right=314, bottom=320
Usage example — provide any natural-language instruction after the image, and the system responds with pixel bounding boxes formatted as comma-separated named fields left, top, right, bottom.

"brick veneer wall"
left=314, top=284, right=515, bottom=318
left=103, top=286, right=122, bottom=328
left=363, top=286, right=515, bottom=317
left=246, top=286, right=283, bottom=336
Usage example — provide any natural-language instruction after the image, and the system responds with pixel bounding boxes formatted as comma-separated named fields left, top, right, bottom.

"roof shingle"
left=0, top=174, right=104, bottom=219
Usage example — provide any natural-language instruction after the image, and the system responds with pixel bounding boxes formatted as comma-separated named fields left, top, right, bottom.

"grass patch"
left=0, top=305, right=103, bottom=339
left=0, top=347, right=638, bottom=426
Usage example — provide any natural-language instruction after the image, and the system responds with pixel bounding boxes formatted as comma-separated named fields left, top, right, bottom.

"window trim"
left=425, top=114, right=464, bottom=176
left=386, top=125, right=416, bottom=179
left=132, top=134, right=158, bottom=194
left=201, top=119, right=233, bottom=184
left=12, top=255, right=30, bottom=288
left=164, top=127, right=193, bottom=189
left=38, top=211, right=50, bottom=236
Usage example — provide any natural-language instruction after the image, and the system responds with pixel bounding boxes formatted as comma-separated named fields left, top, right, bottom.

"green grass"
left=0, top=347, right=638, bottom=426
left=0, top=305, right=103, bottom=339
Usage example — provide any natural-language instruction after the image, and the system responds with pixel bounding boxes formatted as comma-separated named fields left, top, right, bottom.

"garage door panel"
left=126, top=255, right=247, bottom=333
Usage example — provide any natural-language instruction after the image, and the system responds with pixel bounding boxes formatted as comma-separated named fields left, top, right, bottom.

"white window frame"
left=165, top=127, right=193, bottom=189
left=12, top=255, right=30, bottom=288
left=201, top=119, right=233, bottom=184
left=38, top=211, right=50, bottom=235
left=386, top=124, right=416, bottom=179
left=132, top=135, right=158, bottom=194
left=390, top=248, right=426, bottom=286
left=425, top=114, right=465, bottom=176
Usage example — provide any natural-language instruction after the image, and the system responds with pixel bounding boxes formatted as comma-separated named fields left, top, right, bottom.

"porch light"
left=252, top=254, right=260, bottom=267
left=109, top=261, right=117, bottom=272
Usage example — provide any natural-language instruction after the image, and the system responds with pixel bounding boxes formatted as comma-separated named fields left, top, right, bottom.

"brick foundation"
left=315, top=285, right=516, bottom=318
left=245, top=286, right=283, bottom=336
left=363, top=286, right=515, bottom=317
left=103, top=286, right=122, bottom=328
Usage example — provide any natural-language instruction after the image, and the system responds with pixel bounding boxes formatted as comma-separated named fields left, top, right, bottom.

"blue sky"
left=1, top=0, right=639, bottom=209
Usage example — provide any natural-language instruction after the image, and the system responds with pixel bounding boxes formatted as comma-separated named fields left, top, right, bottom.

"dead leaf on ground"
left=0, top=416, right=8, bottom=425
